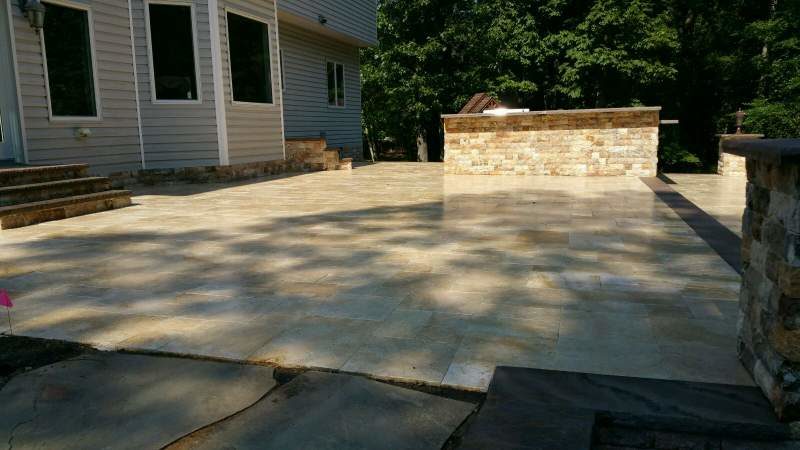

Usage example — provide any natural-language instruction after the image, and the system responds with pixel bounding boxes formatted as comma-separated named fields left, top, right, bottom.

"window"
left=42, top=2, right=97, bottom=117
left=327, top=62, right=344, bottom=107
left=226, top=12, right=272, bottom=104
left=147, top=3, right=199, bottom=101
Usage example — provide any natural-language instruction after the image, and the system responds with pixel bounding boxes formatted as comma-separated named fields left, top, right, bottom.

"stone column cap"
left=723, top=138, right=800, bottom=164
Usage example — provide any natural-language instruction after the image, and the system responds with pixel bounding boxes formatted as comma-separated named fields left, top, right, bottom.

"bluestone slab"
left=460, top=366, right=797, bottom=449
left=0, top=353, right=276, bottom=449
left=178, top=371, right=476, bottom=450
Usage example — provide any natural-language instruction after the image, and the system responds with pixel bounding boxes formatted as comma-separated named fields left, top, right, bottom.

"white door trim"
left=3, top=0, right=27, bottom=163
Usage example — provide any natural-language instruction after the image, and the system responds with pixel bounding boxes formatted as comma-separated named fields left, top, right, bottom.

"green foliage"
left=362, top=0, right=800, bottom=166
left=743, top=1, right=800, bottom=138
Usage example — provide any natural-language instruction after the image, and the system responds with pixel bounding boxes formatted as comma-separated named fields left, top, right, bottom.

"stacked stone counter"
left=442, top=107, right=660, bottom=176
left=718, top=134, right=763, bottom=176
left=724, top=138, right=800, bottom=422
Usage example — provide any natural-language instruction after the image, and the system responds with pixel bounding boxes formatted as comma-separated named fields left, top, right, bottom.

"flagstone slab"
left=0, top=353, right=276, bottom=450
left=173, top=371, right=475, bottom=450
left=459, top=366, right=796, bottom=449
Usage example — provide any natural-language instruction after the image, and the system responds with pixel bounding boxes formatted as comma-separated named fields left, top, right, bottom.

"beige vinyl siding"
left=277, top=0, right=376, bottom=45
left=280, top=22, right=361, bottom=153
left=219, top=0, right=283, bottom=165
left=131, top=0, right=220, bottom=168
left=11, top=0, right=143, bottom=174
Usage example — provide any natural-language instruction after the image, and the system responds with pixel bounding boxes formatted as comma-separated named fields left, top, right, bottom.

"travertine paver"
left=664, top=173, right=746, bottom=237
left=0, top=163, right=751, bottom=390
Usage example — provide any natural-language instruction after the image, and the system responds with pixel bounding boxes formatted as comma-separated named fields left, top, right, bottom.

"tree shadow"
left=0, top=172, right=748, bottom=390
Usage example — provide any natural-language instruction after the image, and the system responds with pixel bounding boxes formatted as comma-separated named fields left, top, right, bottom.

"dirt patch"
left=0, top=335, right=91, bottom=387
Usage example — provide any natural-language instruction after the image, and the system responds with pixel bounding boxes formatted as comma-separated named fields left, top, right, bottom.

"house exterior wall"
left=130, top=0, right=220, bottom=169
left=277, top=0, right=376, bottom=46
left=6, top=0, right=375, bottom=173
left=10, top=0, right=143, bottom=174
left=443, top=107, right=660, bottom=177
left=218, top=0, right=284, bottom=165
left=279, top=21, right=361, bottom=158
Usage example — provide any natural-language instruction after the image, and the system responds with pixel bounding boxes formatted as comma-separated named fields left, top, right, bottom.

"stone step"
left=336, top=158, right=353, bottom=170
left=0, top=164, right=89, bottom=187
left=0, top=177, right=111, bottom=206
left=0, top=190, right=132, bottom=229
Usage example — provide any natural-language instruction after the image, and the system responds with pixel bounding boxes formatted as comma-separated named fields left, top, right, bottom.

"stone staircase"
left=284, top=137, right=353, bottom=171
left=0, top=164, right=132, bottom=229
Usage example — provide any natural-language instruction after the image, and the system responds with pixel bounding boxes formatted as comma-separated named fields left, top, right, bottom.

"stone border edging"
left=640, top=176, right=742, bottom=274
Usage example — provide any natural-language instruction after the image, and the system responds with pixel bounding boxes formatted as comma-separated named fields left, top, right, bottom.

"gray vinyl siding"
left=11, top=0, right=143, bottom=174
left=131, top=0, right=220, bottom=168
left=280, top=22, right=361, bottom=153
left=277, top=0, right=376, bottom=45
left=219, top=0, right=284, bottom=165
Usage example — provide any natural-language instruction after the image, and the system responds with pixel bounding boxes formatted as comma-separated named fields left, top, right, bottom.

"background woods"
left=361, top=0, right=800, bottom=170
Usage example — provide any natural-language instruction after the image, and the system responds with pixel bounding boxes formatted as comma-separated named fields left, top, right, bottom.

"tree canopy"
left=361, top=0, right=800, bottom=169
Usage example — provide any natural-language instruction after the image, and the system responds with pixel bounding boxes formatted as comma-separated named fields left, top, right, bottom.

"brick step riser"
left=0, top=167, right=89, bottom=187
left=0, top=179, right=112, bottom=207
left=0, top=195, right=132, bottom=229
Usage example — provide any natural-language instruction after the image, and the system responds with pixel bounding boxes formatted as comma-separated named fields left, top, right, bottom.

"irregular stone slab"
left=0, top=353, right=276, bottom=449
left=176, top=371, right=475, bottom=450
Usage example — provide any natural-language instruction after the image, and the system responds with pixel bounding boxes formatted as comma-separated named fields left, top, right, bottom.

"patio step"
left=0, top=177, right=111, bottom=206
left=0, top=164, right=89, bottom=187
left=336, top=158, right=353, bottom=170
left=0, top=190, right=132, bottom=229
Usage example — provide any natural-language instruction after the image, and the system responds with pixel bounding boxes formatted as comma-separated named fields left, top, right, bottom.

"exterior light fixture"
left=22, top=0, right=46, bottom=32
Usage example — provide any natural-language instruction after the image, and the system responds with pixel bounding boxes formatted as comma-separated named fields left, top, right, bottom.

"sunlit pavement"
left=0, top=163, right=751, bottom=391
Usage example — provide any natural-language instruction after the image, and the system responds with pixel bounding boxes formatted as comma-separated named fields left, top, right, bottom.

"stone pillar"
left=724, top=138, right=800, bottom=422
left=718, top=134, right=763, bottom=176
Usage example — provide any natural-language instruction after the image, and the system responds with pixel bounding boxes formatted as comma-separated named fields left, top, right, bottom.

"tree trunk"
left=416, top=132, right=428, bottom=162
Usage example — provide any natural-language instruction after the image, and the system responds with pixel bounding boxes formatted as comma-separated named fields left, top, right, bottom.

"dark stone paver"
left=0, top=353, right=276, bottom=450
left=458, top=367, right=797, bottom=449
left=174, top=371, right=476, bottom=450
left=640, top=176, right=742, bottom=273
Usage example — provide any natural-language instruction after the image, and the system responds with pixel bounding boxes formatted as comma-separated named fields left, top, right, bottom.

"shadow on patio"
left=0, top=171, right=750, bottom=390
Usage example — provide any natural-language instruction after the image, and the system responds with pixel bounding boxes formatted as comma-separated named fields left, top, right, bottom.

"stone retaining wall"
left=724, top=138, right=800, bottom=422
left=442, top=107, right=660, bottom=176
left=109, top=159, right=308, bottom=187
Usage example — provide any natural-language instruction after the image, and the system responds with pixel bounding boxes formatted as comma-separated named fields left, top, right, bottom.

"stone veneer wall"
left=724, top=139, right=800, bottom=422
left=718, top=134, right=763, bottom=176
left=443, top=107, right=660, bottom=176
left=286, top=138, right=349, bottom=171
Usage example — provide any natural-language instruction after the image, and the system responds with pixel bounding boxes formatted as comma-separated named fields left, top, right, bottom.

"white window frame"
left=41, top=0, right=102, bottom=122
left=144, top=0, right=202, bottom=104
left=224, top=8, right=276, bottom=108
left=326, top=60, right=345, bottom=109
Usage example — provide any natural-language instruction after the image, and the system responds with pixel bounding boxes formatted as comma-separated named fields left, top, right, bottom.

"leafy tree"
left=361, top=0, right=798, bottom=167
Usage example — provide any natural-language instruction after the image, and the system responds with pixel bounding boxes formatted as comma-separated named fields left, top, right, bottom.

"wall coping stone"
left=441, top=106, right=661, bottom=119
left=723, top=139, right=800, bottom=164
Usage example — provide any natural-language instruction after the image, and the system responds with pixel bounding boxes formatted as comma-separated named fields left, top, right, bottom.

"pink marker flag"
left=0, top=290, right=12, bottom=308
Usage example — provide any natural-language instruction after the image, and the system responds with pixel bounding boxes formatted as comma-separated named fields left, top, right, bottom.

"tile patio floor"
left=0, top=163, right=751, bottom=391
left=664, top=173, right=746, bottom=237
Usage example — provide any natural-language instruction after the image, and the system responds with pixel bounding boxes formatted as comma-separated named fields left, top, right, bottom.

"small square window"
left=327, top=62, right=345, bottom=107
left=147, top=3, right=199, bottom=101
left=227, top=12, right=273, bottom=104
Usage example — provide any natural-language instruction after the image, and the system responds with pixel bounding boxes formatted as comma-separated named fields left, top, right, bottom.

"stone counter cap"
left=723, top=138, right=800, bottom=164
left=441, top=106, right=661, bottom=119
